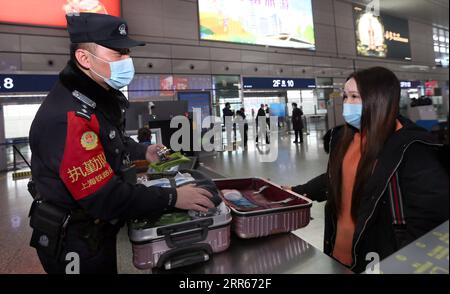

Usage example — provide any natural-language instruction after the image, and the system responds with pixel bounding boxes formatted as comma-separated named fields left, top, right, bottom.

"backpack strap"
left=388, top=171, right=407, bottom=227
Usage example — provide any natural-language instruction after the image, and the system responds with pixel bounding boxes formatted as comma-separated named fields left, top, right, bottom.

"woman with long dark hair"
left=285, top=67, right=448, bottom=273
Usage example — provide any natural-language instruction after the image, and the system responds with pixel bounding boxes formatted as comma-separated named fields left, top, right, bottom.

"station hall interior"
left=0, top=0, right=448, bottom=275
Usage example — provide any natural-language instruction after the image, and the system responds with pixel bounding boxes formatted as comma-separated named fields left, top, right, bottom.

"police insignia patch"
left=119, top=24, right=127, bottom=35
left=80, top=131, right=98, bottom=151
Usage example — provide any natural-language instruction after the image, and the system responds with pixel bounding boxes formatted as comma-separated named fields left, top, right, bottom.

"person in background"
left=255, top=104, right=269, bottom=144
left=137, top=127, right=152, bottom=145
left=222, top=102, right=234, bottom=149
left=265, top=104, right=271, bottom=130
left=291, top=103, right=304, bottom=144
left=235, top=107, right=248, bottom=148
left=284, top=67, right=448, bottom=273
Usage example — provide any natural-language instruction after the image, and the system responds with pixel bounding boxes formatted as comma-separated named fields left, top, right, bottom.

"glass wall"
left=400, top=87, right=420, bottom=117
left=1, top=103, right=40, bottom=171
left=212, top=75, right=241, bottom=118
left=242, top=96, right=282, bottom=120
left=3, top=104, right=40, bottom=139
left=286, top=89, right=316, bottom=115
left=433, top=27, right=449, bottom=68
left=315, top=77, right=332, bottom=115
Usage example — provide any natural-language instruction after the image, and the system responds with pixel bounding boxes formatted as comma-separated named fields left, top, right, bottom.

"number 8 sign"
left=3, top=78, right=14, bottom=89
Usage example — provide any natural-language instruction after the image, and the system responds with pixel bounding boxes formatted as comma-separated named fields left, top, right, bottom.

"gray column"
left=0, top=105, right=7, bottom=171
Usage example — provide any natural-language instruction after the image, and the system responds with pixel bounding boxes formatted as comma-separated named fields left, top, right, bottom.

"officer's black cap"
left=66, top=13, right=145, bottom=49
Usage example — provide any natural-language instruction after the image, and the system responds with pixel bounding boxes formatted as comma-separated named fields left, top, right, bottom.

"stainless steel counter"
left=117, top=228, right=352, bottom=274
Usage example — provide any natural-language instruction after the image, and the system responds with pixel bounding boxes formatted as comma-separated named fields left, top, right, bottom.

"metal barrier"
left=0, top=139, right=31, bottom=173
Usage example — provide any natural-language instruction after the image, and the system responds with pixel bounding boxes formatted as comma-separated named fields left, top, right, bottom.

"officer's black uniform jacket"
left=29, top=61, right=177, bottom=222
left=292, top=116, right=449, bottom=273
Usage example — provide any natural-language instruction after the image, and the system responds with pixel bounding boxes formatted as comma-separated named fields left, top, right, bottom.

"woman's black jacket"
left=292, top=116, right=449, bottom=273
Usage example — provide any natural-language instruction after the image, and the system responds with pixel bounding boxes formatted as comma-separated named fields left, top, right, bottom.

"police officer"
left=29, top=13, right=215, bottom=274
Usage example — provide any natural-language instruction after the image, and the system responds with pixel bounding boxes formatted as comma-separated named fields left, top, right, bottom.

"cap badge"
left=81, top=131, right=99, bottom=151
left=119, top=24, right=127, bottom=36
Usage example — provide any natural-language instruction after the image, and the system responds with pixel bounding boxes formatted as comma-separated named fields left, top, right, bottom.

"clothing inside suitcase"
left=129, top=203, right=228, bottom=231
left=214, top=177, right=312, bottom=239
left=217, top=178, right=308, bottom=212
left=129, top=211, right=191, bottom=230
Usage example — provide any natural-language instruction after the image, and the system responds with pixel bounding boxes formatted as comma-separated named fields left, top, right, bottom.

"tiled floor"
left=0, top=172, right=45, bottom=274
left=0, top=128, right=328, bottom=274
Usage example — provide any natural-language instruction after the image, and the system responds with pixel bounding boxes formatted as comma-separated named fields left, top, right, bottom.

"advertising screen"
left=425, top=80, right=438, bottom=96
left=353, top=6, right=411, bottom=60
left=0, top=0, right=121, bottom=27
left=269, top=103, right=286, bottom=117
left=198, top=0, right=315, bottom=50
left=178, top=92, right=212, bottom=123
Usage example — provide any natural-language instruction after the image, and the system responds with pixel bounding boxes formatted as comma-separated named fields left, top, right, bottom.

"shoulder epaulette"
left=72, top=90, right=96, bottom=120
left=72, top=90, right=96, bottom=109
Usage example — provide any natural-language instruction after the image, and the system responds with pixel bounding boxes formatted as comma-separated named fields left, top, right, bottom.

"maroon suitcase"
left=214, top=177, right=312, bottom=238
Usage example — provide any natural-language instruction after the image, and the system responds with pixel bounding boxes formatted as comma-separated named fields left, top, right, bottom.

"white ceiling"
left=348, top=0, right=449, bottom=28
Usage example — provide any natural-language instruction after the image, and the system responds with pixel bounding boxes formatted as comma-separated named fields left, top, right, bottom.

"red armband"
left=59, top=112, right=114, bottom=200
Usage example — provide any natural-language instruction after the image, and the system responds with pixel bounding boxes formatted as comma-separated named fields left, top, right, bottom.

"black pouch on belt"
left=29, top=200, right=70, bottom=259
left=78, top=221, right=105, bottom=254
left=121, top=164, right=137, bottom=185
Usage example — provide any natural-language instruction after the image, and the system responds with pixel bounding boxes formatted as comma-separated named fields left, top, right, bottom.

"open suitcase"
left=128, top=170, right=232, bottom=270
left=214, top=177, right=312, bottom=239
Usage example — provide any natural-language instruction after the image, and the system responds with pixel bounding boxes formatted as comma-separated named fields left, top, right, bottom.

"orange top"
left=332, top=121, right=403, bottom=266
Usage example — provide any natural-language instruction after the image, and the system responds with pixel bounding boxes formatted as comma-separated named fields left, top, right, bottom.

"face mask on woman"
left=87, top=51, right=135, bottom=90
left=343, top=103, right=362, bottom=130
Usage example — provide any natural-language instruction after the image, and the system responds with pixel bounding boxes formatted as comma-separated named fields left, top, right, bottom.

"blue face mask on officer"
left=87, top=51, right=135, bottom=90
left=343, top=103, right=362, bottom=130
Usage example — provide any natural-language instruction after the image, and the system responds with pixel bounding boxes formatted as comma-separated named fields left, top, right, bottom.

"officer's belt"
left=69, top=208, right=102, bottom=225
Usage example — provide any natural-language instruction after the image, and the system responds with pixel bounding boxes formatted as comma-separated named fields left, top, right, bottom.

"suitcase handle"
left=157, top=243, right=213, bottom=270
left=158, top=218, right=213, bottom=248
left=164, top=227, right=208, bottom=248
